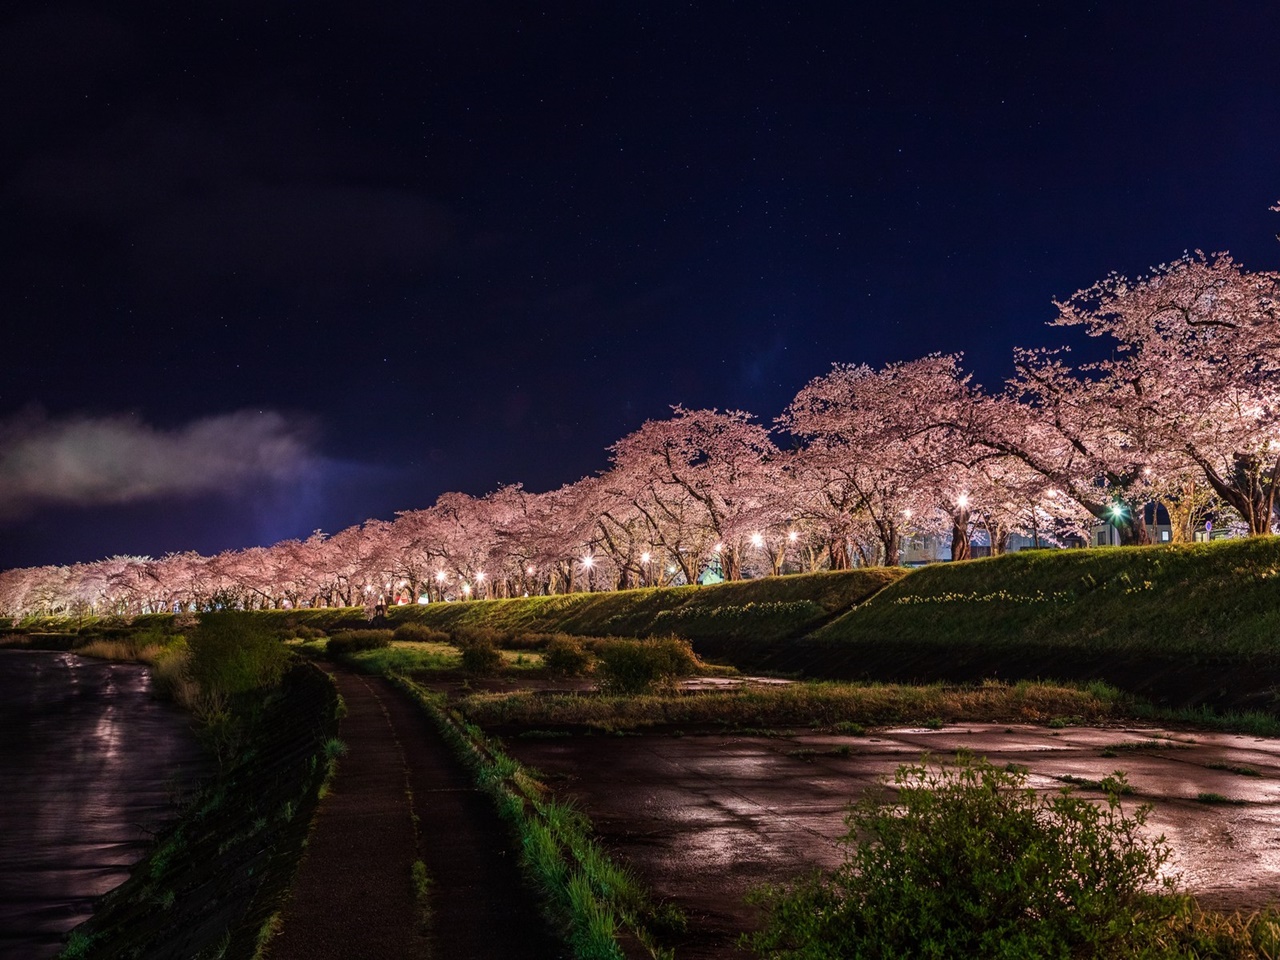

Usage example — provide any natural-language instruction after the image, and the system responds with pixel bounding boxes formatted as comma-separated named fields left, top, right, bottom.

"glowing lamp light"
left=581, top=554, right=594, bottom=569
left=462, top=583, right=472, bottom=596
left=475, top=571, right=486, bottom=582
left=956, top=494, right=970, bottom=510
left=668, top=565, right=677, bottom=574
left=750, top=533, right=764, bottom=548
left=640, top=552, right=650, bottom=564
left=435, top=571, right=447, bottom=582
left=526, top=565, right=535, bottom=575
left=787, top=530, right=798, bottom=542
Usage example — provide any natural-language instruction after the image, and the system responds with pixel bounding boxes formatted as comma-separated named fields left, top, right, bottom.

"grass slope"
left=798, top=538, right=1280, bottom=710
left=385, top=567, right=903, bottom=643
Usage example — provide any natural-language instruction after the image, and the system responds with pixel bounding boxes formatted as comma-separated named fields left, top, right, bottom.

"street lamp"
left=1109, top=502, right=1125, bottom=546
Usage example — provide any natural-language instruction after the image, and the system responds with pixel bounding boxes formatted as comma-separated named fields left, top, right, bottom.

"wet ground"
left=0, top=652, right=208, bottom=960
left=507, top=722, right=1280, bottom=959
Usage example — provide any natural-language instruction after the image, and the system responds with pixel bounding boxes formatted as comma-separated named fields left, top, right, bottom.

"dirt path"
left=271, top=669, right=562, bottom=960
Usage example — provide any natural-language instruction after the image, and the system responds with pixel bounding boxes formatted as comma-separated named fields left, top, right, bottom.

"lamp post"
left=1109, top=502, right=1125, bottom=546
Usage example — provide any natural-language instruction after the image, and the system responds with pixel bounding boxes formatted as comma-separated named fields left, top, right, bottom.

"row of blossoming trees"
left=3, top=252, right=1278, bottom=618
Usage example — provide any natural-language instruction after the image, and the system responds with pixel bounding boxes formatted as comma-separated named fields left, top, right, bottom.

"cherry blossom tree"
left=1051, top=253, right=1280, bottom=535
left=782, top=355, right=978, bottom=565
left=608, top=406, right=783, bottom=581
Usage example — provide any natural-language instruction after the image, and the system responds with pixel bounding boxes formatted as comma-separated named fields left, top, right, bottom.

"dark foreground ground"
left=506, top=722, right=1280, bottom=960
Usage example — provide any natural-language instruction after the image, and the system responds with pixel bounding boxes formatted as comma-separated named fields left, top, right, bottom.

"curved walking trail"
left=270, top=668, right=562, bottom=960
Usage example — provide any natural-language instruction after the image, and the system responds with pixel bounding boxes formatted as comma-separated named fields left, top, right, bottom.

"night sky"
left=3, top=3, right=1279, bottom=569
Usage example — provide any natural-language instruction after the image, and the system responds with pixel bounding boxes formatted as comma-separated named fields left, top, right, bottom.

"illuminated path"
left=270, top=669, right=560, bottom=959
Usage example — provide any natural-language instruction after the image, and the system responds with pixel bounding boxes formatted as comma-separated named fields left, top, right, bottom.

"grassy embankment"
left=797, top=538, right=1280, bottom=713
left=340, top=539, right=1280, bottom=730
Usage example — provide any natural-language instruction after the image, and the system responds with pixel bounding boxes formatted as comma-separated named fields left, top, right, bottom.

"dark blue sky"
left=3, top=3, right=1279, bottom=568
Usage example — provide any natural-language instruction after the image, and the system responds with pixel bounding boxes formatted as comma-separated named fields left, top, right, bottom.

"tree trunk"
left=950, top=510, right=971, bottom=562
left=881, top=523, right=900, bottom=567
left=721, top=548, right=740, bottom=581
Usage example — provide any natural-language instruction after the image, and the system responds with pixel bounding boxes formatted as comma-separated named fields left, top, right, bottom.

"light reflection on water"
left=0, top=651, right=208, bottom=960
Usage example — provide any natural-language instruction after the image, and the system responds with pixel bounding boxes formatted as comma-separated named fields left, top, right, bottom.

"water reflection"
left=0, top=651, right=208, bottom=959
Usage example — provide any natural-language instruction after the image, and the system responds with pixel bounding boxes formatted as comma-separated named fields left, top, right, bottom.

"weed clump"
left=542, top=636, right=594, bottom=677
left=748, top=751, right=1174, bottom=959
left=459, top=636, right=504, bottom=675
left=595, top=636, right=700, bottom=694
left=326, top=629, right=393, bottom=657
left=393, top=623, right=451, bottom=644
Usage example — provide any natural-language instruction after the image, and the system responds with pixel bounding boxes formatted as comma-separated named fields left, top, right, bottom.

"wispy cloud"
left=0, top=409, right=319, bottom=519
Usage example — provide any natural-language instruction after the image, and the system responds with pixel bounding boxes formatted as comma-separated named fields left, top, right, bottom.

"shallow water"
left=0, top=651, right=208, bottom=959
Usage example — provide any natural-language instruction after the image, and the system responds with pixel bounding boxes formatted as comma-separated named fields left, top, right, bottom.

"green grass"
left=454, top=679, right=1126, bottom=731
left=347, top=640, right=461, bottom=673
left=1205, top=762, right=1263, bottom=777
left=342, top=640, right=544, bottom=675
left=814, top=537, right=1280, bottom=659
left=1195, top=792, right=1245, bottom=805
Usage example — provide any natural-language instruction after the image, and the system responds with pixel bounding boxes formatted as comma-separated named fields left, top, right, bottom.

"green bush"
left=542, top=636, right=594, bottom=677
left=451, top=625, right=511, bottom=648
left=595, top=636, right=701, bottom=694
left=187, top=612, right=290, bottom=698
left=326, top=629, right=393, bottom=657
left=392, top=623, right=450, bottom=644
left=459, top=636, right=504, bottom=675
left=748, top=751, right=1174, bottom=959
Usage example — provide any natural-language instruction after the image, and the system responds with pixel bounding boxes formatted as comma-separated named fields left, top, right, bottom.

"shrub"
left=392, top=623, right=451, bottom=644
left=326, top=629, right=393, bottom=657
left=542, top=636, right=593, bottom=677
left=187, top=612, right=290, bottom=698
left=451, top=625, right=511, bottom=648
left=459, top=636, right=504, bottom=675
left=747, top=751, right=1174, bottom=959
left=595, top=636, right=700, bottom=694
